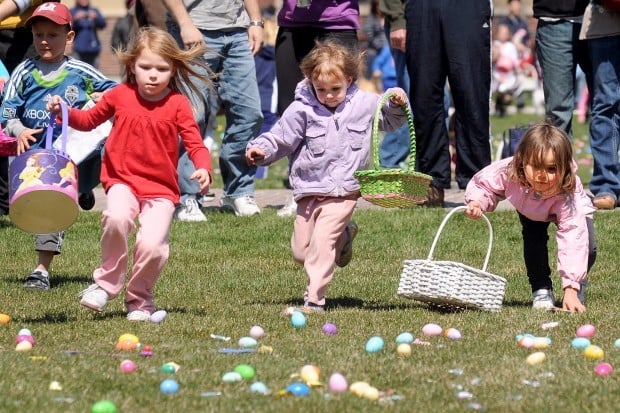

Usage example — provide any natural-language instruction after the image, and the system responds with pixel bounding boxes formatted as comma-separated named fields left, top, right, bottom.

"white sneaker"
left=127, top=310, right=151, bottom=321
left=277, top=196, right=297, bottom=217
left=79, top=283, right=109, bottom=312
left=532, top=288, right=555, bottom=310
left=220, top=196, right=261, bottom=216
left=175, top=198, right=207, bottom=222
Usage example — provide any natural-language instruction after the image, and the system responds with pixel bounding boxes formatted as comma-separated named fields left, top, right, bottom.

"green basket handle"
left=370, top=92, right=416, bottom=171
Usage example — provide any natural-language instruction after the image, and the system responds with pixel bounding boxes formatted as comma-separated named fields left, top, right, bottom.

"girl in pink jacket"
left=465, top=123, right=596, bottom=313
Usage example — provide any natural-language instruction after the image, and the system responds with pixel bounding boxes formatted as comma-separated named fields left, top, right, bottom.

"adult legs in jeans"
left=587, top=35, right=620, bottom=206
left=0, top=157, right=7, bottom=215
left=535, top=19, right=592, bottom=135
left=201, top=30, right=263, bottom=200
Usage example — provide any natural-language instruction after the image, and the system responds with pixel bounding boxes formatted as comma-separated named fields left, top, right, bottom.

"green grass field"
left=2, top=112, right=618, bottom=413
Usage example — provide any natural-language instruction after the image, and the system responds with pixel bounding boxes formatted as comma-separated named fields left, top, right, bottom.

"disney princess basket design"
left=354, top=93, right=432, bottom=208
left=397, top=206, right=507, bottom=312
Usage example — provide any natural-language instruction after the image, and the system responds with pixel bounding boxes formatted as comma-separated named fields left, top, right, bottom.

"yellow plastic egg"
left=584, top=345, right=604, bottom=360
left=362, top=386, right=380, bottom=400
left=533, top=337, right=551, bottom=349
left=117, top=334, right=139, bottom=344
left=396, top=343, right=412, bottom=357
left=349, top=381, right=370, bottom=397
left=15, top=341, right=33, bottom=352
left=526, top=351, right=546, bottom=365
left=300, top=365, right=320, bottom=385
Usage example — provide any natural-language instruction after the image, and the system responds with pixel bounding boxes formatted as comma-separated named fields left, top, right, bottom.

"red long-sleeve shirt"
left=67, top=83, right=212, bottom=204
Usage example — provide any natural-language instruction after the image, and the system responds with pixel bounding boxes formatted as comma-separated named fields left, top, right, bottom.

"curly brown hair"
left=507, top=123, right=576, bottom=194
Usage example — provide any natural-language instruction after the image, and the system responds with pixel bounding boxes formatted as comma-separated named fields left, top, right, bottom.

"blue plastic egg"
left=395, top=332, right=414, bottom=344
left=571, top=337, right=591, bottom=349
left=614, top=338, right=620, bottom=349
left=250, top=381, right=269, bottom=395
left=286, top=382, right=310, bottom=397
left=290, top=311, right=306, bottom=328
left=160, top=379, right=179, bottom=394
left=365, top=336, right=384, bottom=353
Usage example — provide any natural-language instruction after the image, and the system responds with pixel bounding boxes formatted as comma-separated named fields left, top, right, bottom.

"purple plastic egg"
left=322, top=323, right=338, bottom=335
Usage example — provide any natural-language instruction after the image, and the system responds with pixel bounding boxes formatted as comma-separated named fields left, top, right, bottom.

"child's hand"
left=46, top=95, right=65, bottom=116
left=562, top=287, right=586, bottom=313
left=16, top=128, right=43, bottom=155
left=190, top=168, right=211, bottom=195
left=246, top=147, right=266, bottom=165
left=464, top=201, right=483, bottom=219
left=386, top=88, right=408, bottom=106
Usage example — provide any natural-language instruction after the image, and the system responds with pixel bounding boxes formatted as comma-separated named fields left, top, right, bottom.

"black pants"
left=275, top=27, right=358, bottom=116
left=519, top=213, right=597, bottom=292
left=404, top=0, right=492, bottom=189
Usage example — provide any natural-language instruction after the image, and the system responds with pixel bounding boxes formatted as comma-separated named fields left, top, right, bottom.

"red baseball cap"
left=25, top=2, right=73, bottom=29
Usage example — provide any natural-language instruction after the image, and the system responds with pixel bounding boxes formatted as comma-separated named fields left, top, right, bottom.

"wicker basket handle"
left=370, top=92, right=416, bottom=171
left=427, top=206, right=493, bottom=272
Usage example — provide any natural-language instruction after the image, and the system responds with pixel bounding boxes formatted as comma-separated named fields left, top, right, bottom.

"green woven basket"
left=354, top=93, right=432, bottom=208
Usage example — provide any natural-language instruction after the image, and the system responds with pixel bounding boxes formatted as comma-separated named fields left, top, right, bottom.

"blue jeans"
left=200, top=30, right=263, bottom=198
left=535, top=19, right=591, bottom=135
left=587, top=34, right=620, bottom=201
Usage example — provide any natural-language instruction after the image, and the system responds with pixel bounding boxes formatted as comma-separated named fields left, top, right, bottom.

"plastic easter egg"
left=397, top=343, right=412, bottom=357
left=120, top=359, right=136, bottom=373
left=322, top=322, right=338, bottom=335
left=571, top=337, right=591, bottom=349
left=91, top=400, right=117, bottom=413
left=526, top=352, right=546, bottom=366
left=249, top=325, right=265, bottom=339
left=395, top=332, right=414, bottom=344
left=16, top=334, right=35, bottom=345
left=422, top=323, right=443, bottom=337
left=150, top=310, right=167, bottom=323
left=0, top=313, right=10, bottom=325
left=15, top=340, right=33, bottom=351
left=250, top=381, right=269, bottom=394
left=533, top=337, right=551, bottom=349
left=300, top=365, right=320, bottom=385
left=444, top=328, right=462, bottom=340
left=160, top=379, right=179, bottom=394
left=614, top=338, right=620, bottom=349
left=160, top=362, right=179, bottom=374
left=238, top=336, right=258, bottom=348
left=115, top=339, right=137, bottom=351
left=365, top=336, right=384, bottom=353
left=49, top=381, right=62, bottom=391
left=349, top=381, right=370, bottom=396
left=328, top=373, right=348, bottom=393
left=595, top=362, right=613, bottom=376
left=584, top=345, right=604, bottom=360
left=362, top=386, right=380, bottom=400
left=576, top=324, right=596, bottom=338
left=117, top=334, right=139, bottom=345
left=290, top=311, right=306, bottom=328
left=18, top=328, right=32, bottom=336
left=518, top=336, right=536, bottom=349
left=234, top=364, right=256, bottom=380
left=222, top=371, right=243, bottom=383
left=286, top=382, right=310, bottom=397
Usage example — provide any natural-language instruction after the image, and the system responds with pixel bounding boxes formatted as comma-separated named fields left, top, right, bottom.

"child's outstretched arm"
left=246, top=147, right=266, bottom=166
left=465, top=201, right=483, bottom=219
left=562, top=287, right=586, bottom=313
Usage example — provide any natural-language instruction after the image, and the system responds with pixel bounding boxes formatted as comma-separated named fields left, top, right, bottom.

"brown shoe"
left=425, top=186, right=445, bottom=208
left=592, top=195, right=616, bottom=210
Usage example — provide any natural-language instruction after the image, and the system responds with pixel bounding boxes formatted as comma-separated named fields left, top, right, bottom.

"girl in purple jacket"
left=465, top=123, right=596, bottom=313
left=246, top=41, right=407, bottom=313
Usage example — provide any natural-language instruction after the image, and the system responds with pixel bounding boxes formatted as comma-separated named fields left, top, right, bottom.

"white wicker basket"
left=397, top=206, right=507, bottom=312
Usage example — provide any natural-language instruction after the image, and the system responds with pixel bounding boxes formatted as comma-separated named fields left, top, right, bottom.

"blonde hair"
left=299, top=40, right=362, bottom=83
left=508, top=123, right=576, bottom=193
left=115, top=26, right=213, bottom=100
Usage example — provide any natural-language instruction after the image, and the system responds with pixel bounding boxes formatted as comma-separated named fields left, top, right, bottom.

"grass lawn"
left=2, top=112, right=616, bottom=413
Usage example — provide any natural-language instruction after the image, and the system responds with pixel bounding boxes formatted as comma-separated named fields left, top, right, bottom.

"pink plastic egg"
left=595, top=362, right=613, bottom=376
left=576, top=324, right=596, bottom=338
left=328, top=373, right=348, bottom=393
left=120, top=359, right=136, bottom=373
left=249, top=325, right=265, bottom=339
left=15, top=334, right=35, bottom=345
left=421, top=323, right=443, bottom=337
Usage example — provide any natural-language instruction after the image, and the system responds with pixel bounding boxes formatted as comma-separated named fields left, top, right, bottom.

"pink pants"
left=291, top=194, right=358, bottom=306
left=92, top=184, right=175, bottom=313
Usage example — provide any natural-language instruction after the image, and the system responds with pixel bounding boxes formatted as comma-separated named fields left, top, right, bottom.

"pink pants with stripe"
left=92, top=184, right=175, bottom=313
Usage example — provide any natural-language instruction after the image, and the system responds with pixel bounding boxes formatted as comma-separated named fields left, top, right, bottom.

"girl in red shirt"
left=47, top=27, right=213, bottom=321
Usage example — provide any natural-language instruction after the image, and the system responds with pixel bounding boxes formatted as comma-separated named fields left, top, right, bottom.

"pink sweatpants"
left=291, top=194, right=358, bottom=306
left=92, top=184, right=175, bottom=313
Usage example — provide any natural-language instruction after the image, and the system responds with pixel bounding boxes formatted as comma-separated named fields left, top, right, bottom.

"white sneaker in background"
left=175, top=198, right=207, bottom=222
left=220, top=196, right=261, bottom=216
left=532, top=288, right=555, bottom=310
left=127, top=310, right=151, bottom=321
left=79, top=283, right=110, bottom=312
left=277, top=196, right=297, bottom=217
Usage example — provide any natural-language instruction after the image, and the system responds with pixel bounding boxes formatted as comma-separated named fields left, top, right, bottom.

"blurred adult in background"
left=70, top=0, right=105, bottom=68
left=533, top=0, right=592, bottom=136
left=403, top=0, right=492, bottom=207
left=273, top=0, right=360, bottom=217
left=359, top=0, right=385, bottom=79
left=111, top=0, right=136, bottom=52
left=0, top=0, right=50, bottom=217
left=498, top=0, right=532, bottom=57
left=579, top=1, right=620, bottom=210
